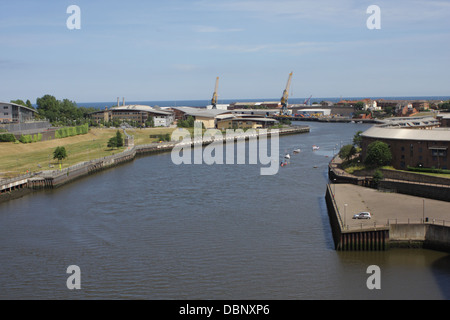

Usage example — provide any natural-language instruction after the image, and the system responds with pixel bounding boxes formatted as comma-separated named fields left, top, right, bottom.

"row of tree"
left=11, top=95, right=97, bottom=126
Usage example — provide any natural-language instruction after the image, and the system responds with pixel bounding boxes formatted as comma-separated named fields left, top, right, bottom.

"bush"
left=19, top=134, right=33, bottom=143
left=364, top=141, right=392, bottom=167
left=0, top=133, right=16, bottom=142
left=55, top=124, right=89, bottom=139
left=407, top=166, right=450, bottom=174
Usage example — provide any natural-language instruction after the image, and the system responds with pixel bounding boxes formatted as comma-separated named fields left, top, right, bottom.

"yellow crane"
left=280, top=72, right=293, bottom=115
left=211, top=77, right=219, bottom=109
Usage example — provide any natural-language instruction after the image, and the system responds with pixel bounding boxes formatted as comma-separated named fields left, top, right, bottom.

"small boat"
left=312, top=145, right=320, bottom=151
left=284, top=154, right=291, bottom=159
left=293, top=149, right=301, bottom=154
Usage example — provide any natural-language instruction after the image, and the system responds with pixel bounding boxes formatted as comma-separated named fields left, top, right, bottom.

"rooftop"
left=377, top=116, right=440, bottom=128
left=171, top=107, right=230, bottom=118
left=0, top=101, right=37, bottom=114
left=361, top=126, right=450, bottom=142
left=91, top=105, right=173, bottom=116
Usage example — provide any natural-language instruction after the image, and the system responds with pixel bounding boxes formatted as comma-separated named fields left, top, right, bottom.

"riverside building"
left=361, top=118, right=450, bottom=170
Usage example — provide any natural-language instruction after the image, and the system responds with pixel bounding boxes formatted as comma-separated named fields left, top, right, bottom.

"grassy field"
left=0, top=127, right=175, bottom=179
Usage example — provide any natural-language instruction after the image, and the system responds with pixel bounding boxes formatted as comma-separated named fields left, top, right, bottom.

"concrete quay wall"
left=390, top=224, right=450, bottom=251
left=326, top=183, right=450, bottom=252
left=325, top=184, right=389, bottom=251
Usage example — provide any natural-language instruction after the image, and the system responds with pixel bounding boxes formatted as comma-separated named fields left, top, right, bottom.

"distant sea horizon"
left=77, top=95, right=450, bottom=109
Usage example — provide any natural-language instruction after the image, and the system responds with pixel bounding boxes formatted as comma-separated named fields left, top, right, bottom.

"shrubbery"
left=55, top=123, right=89, bottom=139
left=407, top=166, right=450, bottom=174
left=0, top=133, right=16, bottom=142
left=19, top=133, right=43, bottom=144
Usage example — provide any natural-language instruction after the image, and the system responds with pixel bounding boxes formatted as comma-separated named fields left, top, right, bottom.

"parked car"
left=352, top=212, right=371, bottom=219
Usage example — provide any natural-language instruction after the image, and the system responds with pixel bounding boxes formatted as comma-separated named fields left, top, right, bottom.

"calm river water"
left=0, top=121, right=449, bottom=299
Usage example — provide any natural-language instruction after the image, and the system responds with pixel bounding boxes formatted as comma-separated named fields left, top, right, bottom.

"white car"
left=352, top=212, right=371, bottom=219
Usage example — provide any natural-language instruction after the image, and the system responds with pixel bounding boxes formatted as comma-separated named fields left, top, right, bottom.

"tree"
left=53, top=146, right=67, bottom=162
left=107, top=137, right=117, bottom=149
left=107, top=130, right=123, bottom=149
left=115, top=130, right=123, bottom=148
left=354, top=101, right=365, bottom=110
left=364, top=141, right=392, bottom=167
left=372, top=169, right=384, bottom=185
left=339, top=144, right=356, bottom=162
left=10, top=99, right=27, bottom=107
left=439, top=100, right=450, bottom=110
left=353, top=131, right=363, bottom=148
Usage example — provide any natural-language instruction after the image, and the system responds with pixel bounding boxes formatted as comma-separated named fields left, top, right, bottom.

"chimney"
left=123, top=97, right=125, bottom=106
left=117, top=97, right=119, bottom=107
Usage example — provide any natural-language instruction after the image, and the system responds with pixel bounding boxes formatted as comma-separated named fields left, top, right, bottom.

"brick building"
left=361, top=126, right=450, bottom=170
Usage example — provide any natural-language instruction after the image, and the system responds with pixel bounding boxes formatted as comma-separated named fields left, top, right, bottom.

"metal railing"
left=387, top=218, right=450, bottom=227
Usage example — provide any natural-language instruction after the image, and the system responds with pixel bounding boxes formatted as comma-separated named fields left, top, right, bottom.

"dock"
left=325, top=183, right=450, bottom=252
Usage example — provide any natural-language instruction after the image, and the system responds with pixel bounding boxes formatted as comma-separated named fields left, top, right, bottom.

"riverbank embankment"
left=0, top=125, right=310, bottom=203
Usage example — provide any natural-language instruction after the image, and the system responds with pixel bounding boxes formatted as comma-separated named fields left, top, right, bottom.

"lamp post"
left=423, top=199, right=425, bottom=223
left=344, top=203, right=348, bottom=230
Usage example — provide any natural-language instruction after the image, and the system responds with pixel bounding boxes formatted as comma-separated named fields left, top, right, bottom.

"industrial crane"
left=211, top=77, right=219, bottom=109
left=280, top=72, right=293, bottom=115
left=304, top=95, right=312, bottom=106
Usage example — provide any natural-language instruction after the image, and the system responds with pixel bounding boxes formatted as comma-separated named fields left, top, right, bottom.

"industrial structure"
left=280, top=72, right=293, bottom=115
left=211, top=77, right=219, bottom=109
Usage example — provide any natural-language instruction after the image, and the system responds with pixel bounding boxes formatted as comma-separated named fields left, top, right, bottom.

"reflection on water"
left=0, top=122, right=449, bottom=299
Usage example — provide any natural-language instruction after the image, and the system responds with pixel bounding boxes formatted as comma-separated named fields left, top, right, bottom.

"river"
left=0, top=121, right=449, bottom=299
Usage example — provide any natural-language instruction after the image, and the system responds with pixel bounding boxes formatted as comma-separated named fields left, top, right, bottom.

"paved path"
left=331, top=183, right=450, bottom=230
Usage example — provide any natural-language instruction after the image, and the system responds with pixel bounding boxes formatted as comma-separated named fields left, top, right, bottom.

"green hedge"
left=18, top=133, right=43, bottom=144
left=407, top=166, right=450, bottom=174
left=55, top=124, right=89, bottom=139
left=0, top=133, right=16, bottom=142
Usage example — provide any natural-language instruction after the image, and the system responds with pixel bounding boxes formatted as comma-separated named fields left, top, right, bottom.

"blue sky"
left=1, top=0, right=449, bottom=103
